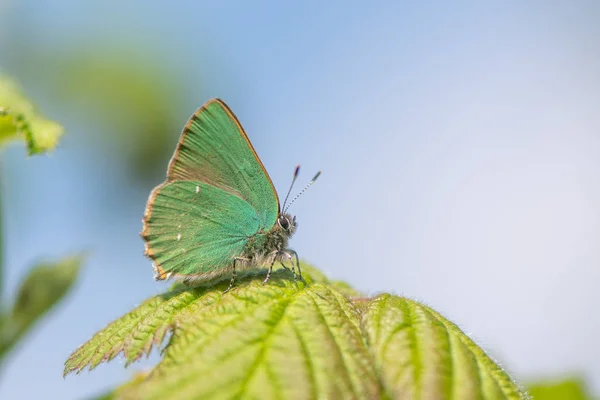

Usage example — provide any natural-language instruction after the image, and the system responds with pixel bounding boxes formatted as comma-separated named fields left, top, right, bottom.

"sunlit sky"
left=1, top=1, right=600, bottom=399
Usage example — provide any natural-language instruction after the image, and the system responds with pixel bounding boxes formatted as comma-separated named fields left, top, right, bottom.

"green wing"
left=167, top=99, right=279, bottom=229
left=142, top=181, right=259, bottom=281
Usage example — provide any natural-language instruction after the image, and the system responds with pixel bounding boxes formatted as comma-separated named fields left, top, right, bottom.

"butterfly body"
left=142, top=99, right=304, bottom=290
left=222, top=213, right=298, bottom=284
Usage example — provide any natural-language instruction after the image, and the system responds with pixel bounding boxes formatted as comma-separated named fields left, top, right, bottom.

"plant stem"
left=0, top=159, right=4, bottom=303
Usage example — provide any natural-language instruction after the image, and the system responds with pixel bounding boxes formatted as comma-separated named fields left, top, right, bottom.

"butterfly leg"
left=263, top=256, right=277, bottom=285
left=278, top=252, right=297, bottom=279
left=279, top=261, right=291, bottom=272
left=223, top=258, right=241, bottom=294
left=279, top=259, right=296, bottom=280
left=278, top=261, right=298, bottom=280
left=286, top=249, right=302, bottom=280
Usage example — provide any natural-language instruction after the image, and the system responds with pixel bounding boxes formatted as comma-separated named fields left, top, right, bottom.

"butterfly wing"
left=142, top=181, right=260, bottom=281
left=166, top=98, right=279, bottom=229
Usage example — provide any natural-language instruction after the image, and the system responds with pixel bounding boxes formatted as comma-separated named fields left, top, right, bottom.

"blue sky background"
left=1, top=1, right=600, bottom=398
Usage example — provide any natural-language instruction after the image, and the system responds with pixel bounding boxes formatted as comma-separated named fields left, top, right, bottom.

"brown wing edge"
left=165, top=98, right=280, bottom=211
left=141, top=181, right=170, bottom=280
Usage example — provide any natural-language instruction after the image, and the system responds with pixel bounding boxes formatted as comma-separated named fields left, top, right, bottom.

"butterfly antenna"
left=283, top=170, right=321, bottom=213
left=281, top=165, right=301, bottom=211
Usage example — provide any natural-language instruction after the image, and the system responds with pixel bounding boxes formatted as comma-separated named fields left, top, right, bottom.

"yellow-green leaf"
left=0, top=75, right=64, bottom=154
left=362, top=294, right=528, bottom=399
left=65, top=266, right=528, bottom=400
left=527, top=378, right=594, bottom=400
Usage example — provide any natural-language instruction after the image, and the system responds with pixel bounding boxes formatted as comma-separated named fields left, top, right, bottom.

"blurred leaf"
left=65, top=266, right=526, bottom=400
left=0, top=75, right=64, bottom=154
left=12, top=255, right=81, bottom=329
left=44, top=48, right=188, bottom=182
left=0, top=256, right=82, bottom=360
left=527, top=378, right=594, bottom=400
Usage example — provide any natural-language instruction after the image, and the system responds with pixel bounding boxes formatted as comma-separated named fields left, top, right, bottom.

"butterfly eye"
left=278, top=216, right=290, bottom=230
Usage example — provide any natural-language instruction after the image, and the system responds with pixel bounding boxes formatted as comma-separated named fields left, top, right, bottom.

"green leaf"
left=527, top=378, right=594, bottom=400
left=11, top=255, right=81, bottom=328
left=1, top=256, right=82, bottom=359
left=0, top=75, right=64, bottom=154
left=65, top=267, right=527, bottom=400
left=362, top=294, right=527, bottom=399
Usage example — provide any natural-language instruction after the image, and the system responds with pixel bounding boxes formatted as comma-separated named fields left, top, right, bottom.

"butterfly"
left=142, top=99, right=320, bottom=292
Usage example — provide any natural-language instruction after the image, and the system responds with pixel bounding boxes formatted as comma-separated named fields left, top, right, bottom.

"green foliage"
left=11, top=256, right=81, bottom=334
left=527, top=378, right=595, bottom=400
left=66, top=267, right=527, bottom=400
left=0, top=257, right=82, bottom=362
left=0, top=75, right=64, bottom=155
left=0, top=75, right=82, bottom=371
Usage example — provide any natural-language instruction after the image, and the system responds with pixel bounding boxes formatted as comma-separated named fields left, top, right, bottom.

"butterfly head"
left=277, top=213, right=297, bottom=235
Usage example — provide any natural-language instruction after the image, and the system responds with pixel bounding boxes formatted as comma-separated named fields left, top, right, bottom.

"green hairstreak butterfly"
left=142, top=99, right=320, bottom=292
